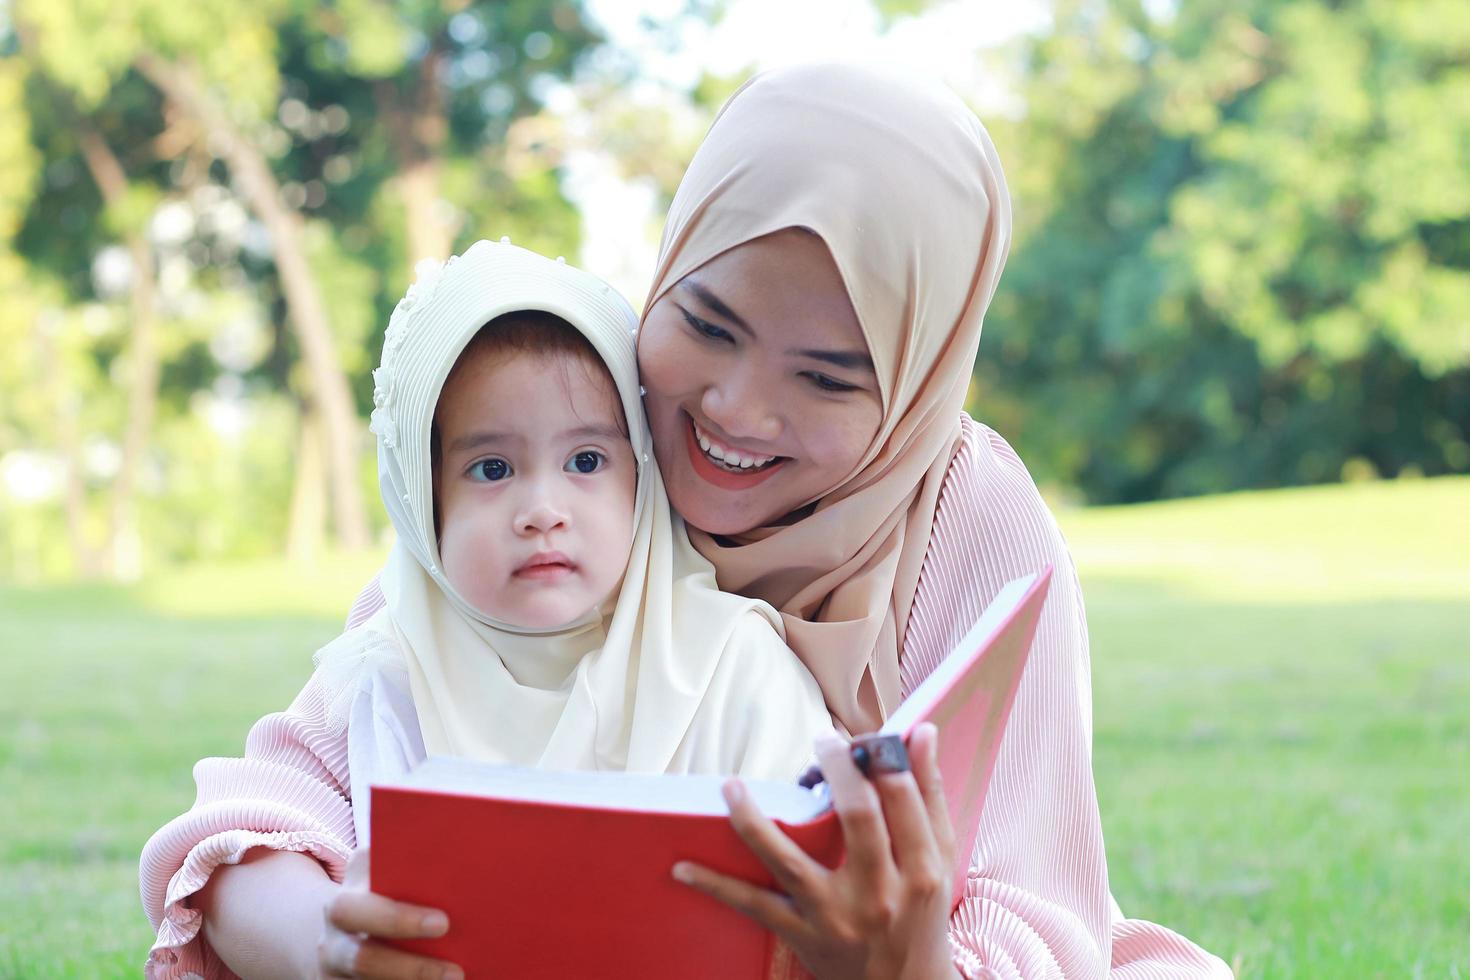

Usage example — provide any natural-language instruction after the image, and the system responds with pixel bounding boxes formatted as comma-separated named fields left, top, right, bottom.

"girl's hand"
left=674, top=723, right=963, bottom=980
left=319, top=847, right=464, bottom=980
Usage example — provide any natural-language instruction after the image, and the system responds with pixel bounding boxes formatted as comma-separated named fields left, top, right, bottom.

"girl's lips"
left=683, top=415, right=787, bottom=491
left=515, top=565, right=574, bottom=582
left=514, top=552, right=576, bottom=581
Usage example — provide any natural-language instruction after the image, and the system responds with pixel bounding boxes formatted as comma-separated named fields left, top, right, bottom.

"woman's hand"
left=673, top=723, right=963, bottom=980
left=319, top=847, right=464, bottom=980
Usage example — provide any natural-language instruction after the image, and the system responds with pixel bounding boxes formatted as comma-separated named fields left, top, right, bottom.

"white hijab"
left=354, top=240, right=830, bottom=779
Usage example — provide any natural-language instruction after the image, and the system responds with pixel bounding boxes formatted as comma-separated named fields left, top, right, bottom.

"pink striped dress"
left=138, top=414, right=1231, bottom=979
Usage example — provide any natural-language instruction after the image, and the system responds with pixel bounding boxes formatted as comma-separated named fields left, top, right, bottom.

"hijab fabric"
left=643, top=63, right=1013, bottom=734
left=365, top=239, right=828, bottom=777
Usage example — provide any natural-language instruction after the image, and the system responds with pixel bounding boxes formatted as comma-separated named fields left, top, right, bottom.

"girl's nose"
left=700, top=369, right=781, bottom=443
left=516, top=493, right=570, bottom=536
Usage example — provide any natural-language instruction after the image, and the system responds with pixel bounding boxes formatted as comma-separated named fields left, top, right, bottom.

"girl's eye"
left=566, top=451, right=606, bottom=475
left=679, top=308, right=734, bottom=343
left=803, top=371, right=860, bottom=393
left=470, top=458, right=512, bottom=482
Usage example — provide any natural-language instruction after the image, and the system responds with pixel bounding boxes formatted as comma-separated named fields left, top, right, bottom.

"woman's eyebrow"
left=681, top=277, right=752, bottom=336
left=790, top=347, right=875, bottom=373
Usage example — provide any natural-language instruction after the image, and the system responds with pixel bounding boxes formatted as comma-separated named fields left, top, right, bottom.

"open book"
left=371, top=567, right=1051, bottom=979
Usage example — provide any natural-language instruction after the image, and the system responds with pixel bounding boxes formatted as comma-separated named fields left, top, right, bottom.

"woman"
left=313, top=63, right=1230, bottom=978
left=627, top=63, right=1232, bottom=979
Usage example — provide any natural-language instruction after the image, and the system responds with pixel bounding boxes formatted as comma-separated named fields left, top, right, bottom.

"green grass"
left=1, top=477, right=1466, bottom=977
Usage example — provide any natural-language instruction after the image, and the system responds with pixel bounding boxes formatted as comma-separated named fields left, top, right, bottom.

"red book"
left=371, top=567, right=1051, bottom=979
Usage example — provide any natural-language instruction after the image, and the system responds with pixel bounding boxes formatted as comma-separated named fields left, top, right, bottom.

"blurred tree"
left=3, top=0, right=609, bottom=575
left=287, top=0, right=602, bottom=270
left=17, top=0, right=375, bottom=550
left=984, top=0, right=1470, bottom=502
left=72, top=110, right=160, bottom=577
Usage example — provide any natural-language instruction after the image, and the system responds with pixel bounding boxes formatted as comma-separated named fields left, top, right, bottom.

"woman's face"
left=638, top=229, right=883, bottom=535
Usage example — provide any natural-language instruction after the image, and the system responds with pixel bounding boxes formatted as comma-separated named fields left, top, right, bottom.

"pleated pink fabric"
left=138, top=415, right=1231, bottom=979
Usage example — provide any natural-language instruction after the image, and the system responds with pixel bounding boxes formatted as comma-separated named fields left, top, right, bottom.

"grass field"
left=1, top=477, right=1466, bottom=977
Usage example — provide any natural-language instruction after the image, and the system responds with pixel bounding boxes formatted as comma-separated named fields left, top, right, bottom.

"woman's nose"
left=700, top=368, right=781, bottom=443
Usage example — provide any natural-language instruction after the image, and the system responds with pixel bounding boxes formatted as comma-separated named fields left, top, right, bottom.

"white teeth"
left=692, top=420, right=777, bottom=471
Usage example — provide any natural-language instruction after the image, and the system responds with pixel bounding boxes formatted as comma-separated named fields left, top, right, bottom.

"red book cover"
left=371, top=568, right=1051, bottom=978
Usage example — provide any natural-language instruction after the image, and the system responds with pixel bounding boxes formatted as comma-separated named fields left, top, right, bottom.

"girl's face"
left=638, top=229, right=883, bottom=535
left=434, top=346, right=637, bottom=629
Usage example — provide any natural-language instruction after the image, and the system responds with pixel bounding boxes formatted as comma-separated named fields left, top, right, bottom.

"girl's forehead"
left=437, top=345, right=627, bottom=440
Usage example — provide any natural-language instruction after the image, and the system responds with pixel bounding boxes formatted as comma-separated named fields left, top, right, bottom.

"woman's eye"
left=680, top=308, right=734, bottom=343
left=803, top=371, right=859, bottom=393
left=566, top=451, right=606, bottom=474
left=470, top=458, right=512, bottom=482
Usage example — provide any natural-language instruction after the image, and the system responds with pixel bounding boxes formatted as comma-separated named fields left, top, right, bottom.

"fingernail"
left=672, top=861, right=694, bottom=884
left=421, top=911, right=449, bottom=936
left=442, top=967, right=464, bottom=980
left=722, top=779, right=745, bottom=806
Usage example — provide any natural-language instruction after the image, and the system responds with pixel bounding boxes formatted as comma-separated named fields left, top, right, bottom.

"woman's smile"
left=684, top=414, right=788, bottom=490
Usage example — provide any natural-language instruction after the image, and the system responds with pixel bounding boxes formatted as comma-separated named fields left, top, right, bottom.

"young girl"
left=139, top=241, right=836, bottom=978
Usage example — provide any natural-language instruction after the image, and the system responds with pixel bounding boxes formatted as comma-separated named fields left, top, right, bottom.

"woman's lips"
left=683, top=414, right=787, bottom=491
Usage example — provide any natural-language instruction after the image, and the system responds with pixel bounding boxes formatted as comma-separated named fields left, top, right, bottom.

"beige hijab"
left=643, top=63, right=1013, bottom=735
left=363, top=240, right=831, bottom=778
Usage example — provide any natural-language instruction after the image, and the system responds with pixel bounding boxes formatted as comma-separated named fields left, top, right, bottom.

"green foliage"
left=0, top=59, right=39, bottom=240
left=18, top=0, right=289, bottom=113
left=1, top=0, right=608, bottom=573
left=985, top=0, right=1470, bottom=503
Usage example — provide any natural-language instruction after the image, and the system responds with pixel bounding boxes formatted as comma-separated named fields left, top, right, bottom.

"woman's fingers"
left=813, top=734, right=893, bottom=884
left=327, top=889, right=451, bottom=941
left=721, top=779, right=827, bottom=901
left=908, top=722, right=958, bottom=862
left=672, top=860, right=809, bottom=941
left=870, top=767, right=939, bottom=869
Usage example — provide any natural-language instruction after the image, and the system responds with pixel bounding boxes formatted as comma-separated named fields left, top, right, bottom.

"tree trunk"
left=76, top=125, right=158, bottom=581
left=376, top=46, right=453, bottom=267
left=136, top=53, right=371, bottom=550
left=285, top=403, right=327, bottom=565
left=36, top=323, right=101, bottom=576
left=398, top=157, right=450, bottom=265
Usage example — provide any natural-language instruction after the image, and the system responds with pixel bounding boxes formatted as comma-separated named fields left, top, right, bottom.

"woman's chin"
left=666, top=479, right=774, bottom=536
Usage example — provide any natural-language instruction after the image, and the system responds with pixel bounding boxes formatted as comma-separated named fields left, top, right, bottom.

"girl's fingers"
left=672, top=860, right=809, bottom=941
left=319, top=930, right=363, bottom=978
left=813, top=734, right=893, bottom=884
left=721, top=779, right=827, bottom=901
left=344, top=846, right=371, bottom=888
left=327, top=889, right=451, bottom=941
left=350, top=938, right=464, bottom=980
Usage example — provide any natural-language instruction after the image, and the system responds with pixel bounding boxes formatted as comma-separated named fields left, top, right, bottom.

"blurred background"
left=0, top=0, right=1465, bottom=976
